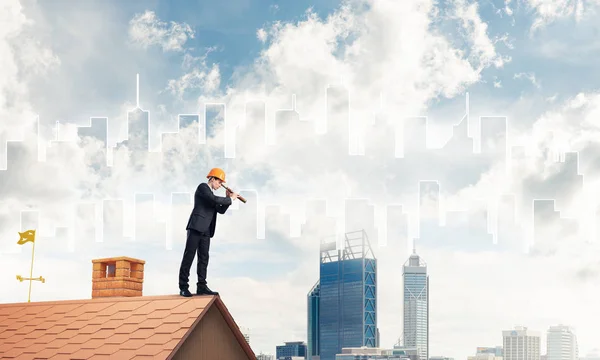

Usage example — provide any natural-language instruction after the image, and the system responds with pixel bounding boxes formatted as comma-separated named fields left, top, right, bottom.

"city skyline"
left=1, top=91, right=589, bottom=253
left=2, top=88, right=598, bottom=356
left=2, top=80, right=598, bottom=357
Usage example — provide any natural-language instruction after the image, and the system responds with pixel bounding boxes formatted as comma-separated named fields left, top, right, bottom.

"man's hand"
left=226, top=189, right=238, bottom=200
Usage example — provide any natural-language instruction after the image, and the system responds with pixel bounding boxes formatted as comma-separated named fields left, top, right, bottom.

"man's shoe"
left=180, top=289, right=193, bottom=297
left=196, top=286, right=219, bottom=296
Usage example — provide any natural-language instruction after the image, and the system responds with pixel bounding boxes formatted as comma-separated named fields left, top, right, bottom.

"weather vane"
left=15, top=229, right=45, bottom=302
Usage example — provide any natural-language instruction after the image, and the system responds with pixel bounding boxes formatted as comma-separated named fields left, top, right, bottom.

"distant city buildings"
left=547, top=325, right=578, bottom=360
left=580, top=351, right=600, bottom=360
left=503, top=326, right=541, bottom=360
left=401, top=249, right=429, bottom=360
left=276, top=341, right=307, bottom=359
left=468, top=353, right=503, bottom=360
left=257, top=353, right=275, bottom=360
left=240, top=327, right=250, bottom=346
left=334, top=346, right=412, bottom=360
left=476, top=347, right=504, bottom=357
left=469, top=347, right=504, bottom=360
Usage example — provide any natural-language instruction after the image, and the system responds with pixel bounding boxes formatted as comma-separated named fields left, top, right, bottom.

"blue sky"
left=24, top=0, right=600, bottom=130
left=2, top=0, right=600, bottom=358
left=27, top=0, right=345, bottom=122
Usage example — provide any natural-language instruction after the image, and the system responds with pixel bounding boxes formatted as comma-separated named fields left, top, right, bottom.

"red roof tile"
left=0, top=294, right=253, bottom=359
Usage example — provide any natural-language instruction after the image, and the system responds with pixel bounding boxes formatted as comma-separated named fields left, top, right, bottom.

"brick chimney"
left=91, top=256, right=145, bottom=298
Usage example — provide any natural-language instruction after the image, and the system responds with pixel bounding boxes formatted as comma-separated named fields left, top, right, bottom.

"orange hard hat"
left=206, top=168, right=226, bottom=182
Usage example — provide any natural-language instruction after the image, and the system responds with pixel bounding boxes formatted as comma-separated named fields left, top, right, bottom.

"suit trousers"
left=178, top=229, right=211, bottom=290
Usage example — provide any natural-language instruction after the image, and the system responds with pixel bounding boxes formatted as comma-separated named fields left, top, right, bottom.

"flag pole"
left=16, top=230, right=44, bottom=302
left=28, top=238, right=36, bottom=303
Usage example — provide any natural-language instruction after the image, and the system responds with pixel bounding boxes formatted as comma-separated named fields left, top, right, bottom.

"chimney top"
left=92, top=256, right=146, bottom=265
left=92, top=256, right=145, bottom=299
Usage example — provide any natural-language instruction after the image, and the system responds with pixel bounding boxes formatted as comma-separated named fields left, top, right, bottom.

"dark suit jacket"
left=185, top=182, right=232, bottom=237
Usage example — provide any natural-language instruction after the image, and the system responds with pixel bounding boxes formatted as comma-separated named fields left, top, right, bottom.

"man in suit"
left=179, top=167, right=238, bottom=297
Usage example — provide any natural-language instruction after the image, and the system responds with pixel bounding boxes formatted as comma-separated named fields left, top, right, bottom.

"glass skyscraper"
left=276, top=341, right=308, bottom=359
left=308, top=281, right=320, bottom=360
left=402, top=249, right=428, bottom=360
left=311, top=230, right=377, bottom=360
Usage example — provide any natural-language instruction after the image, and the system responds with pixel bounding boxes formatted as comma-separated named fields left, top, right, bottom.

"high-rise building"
left=308, top=281, right=320, bottom=360
left=335, top=347, right=412, bottom=360
left=503, top=326, right=541, bottom=360
left=257, top=354, right=275, bottom=360
left=402, top=249, right=428, bottom=360
left=276, top=341, right=307, bottom=359
left=470, top=348, right=504, bottom=360
left=468, top=354, right=503, bottom=360
left=318, top=230, right=377, bottom=360
left=477, top=347, right=504, bottom=356
left=547, top=325, right=578, bottom=360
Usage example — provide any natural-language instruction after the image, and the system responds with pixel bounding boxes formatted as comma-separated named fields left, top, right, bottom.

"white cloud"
left=445, top=91, right=600, bottom=251
left=451, top=0, right=510, bottom=70
left=12, top=39, right=60, bottom=77
left=256, top=28, right=268, bottom=43
left=495, top=33, right=515, bottom=50
left=160, top=44, right=222, bottom=99
left=514, top=72, right=541, bottom=88
left=525, top=0, right=600, bottom=31
left=166, top=63, right=221, bottom=98
left=0, top=0, right=58, bottom=136
left=128, top=10, right=194, bottom=52
left=505, top=0, right=514, bottom=16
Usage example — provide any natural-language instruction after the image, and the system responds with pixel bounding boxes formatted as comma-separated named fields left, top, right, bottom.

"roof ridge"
left=0, top=294, right=216, bottom=307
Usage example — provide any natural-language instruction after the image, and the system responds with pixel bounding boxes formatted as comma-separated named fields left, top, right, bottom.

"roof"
left=0, top=294, right=255, bottom=359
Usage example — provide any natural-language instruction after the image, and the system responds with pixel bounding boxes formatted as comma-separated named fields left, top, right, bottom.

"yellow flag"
left=17, top=230, right=36, bottom=245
